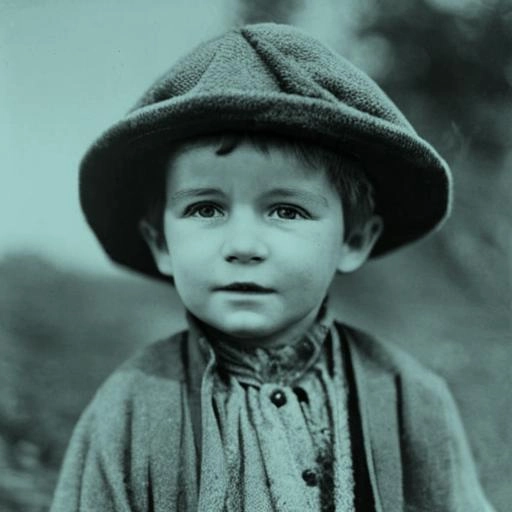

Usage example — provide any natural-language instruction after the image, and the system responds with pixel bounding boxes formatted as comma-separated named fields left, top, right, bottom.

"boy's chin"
left=206, top=311, right=288, bottom=345
left=216, top=313, right=275, bottom=338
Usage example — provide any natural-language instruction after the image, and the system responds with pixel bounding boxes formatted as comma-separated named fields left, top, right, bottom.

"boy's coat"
left=50, top=323, right=493, bottom=511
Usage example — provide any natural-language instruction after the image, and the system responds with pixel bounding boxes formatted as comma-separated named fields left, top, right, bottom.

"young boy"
left=50, top=23, right=494, bottom=511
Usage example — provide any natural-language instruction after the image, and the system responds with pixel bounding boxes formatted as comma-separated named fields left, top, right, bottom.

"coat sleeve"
left=401, top=373, right=495, bottom=512
left=49, top=372, right=151, bottom=512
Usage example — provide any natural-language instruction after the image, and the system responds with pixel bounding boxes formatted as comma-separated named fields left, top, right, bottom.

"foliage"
left=353, top=0, right=512, bottom=162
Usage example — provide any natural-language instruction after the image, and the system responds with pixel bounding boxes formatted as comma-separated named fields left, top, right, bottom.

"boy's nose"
left=221, top=225, right=269, bottom=264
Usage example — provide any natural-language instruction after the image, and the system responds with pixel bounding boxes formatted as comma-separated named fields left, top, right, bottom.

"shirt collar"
left=185, top=296, right=335, bottom=387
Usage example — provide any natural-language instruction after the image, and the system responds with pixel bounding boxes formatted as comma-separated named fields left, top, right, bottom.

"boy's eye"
left=270, top=205, right=308, bottom=220
left=185, top=203, right=223, bottom=218
left=183, top=203, right=309, bottom=220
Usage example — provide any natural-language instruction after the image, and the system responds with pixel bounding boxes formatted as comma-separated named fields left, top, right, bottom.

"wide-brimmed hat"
left=80, top=22, right=452, bottom=281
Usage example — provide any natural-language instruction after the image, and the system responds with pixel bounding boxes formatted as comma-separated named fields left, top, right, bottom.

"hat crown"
left=131, top=23, right=412, bottom=133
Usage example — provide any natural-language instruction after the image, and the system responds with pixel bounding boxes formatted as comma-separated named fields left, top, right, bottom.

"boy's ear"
left=138, top=219, right=173, bottom=276
left=337, top=215, right=383, bottom=273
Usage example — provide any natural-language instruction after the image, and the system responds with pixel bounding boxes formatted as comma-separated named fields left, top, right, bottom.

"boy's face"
left=144, top=142, right=379, bottom=347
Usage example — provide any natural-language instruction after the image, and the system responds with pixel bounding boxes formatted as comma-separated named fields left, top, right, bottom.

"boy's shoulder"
left=337, top=321, right=447, bottom=390
left=336, top=324, right=494, bottom=512
left=88, top=330, right=188, bottom=413
left=118, top=330, right=188, bottom=380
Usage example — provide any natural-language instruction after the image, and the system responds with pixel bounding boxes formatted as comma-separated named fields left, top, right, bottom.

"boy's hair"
left=142, top=132, right=377, bottom=249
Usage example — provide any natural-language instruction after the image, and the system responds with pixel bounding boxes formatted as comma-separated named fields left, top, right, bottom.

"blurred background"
left=1, top=0, right=511, bottom=510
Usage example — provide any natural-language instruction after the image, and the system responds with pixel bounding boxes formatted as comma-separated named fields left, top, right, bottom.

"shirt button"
left=302, top=468, right=318, bottom=486
left=270, top=389, right=287, bottom=407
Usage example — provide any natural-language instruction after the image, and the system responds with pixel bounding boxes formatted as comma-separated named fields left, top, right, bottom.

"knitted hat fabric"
left=79, top=22, right=452, bottom=280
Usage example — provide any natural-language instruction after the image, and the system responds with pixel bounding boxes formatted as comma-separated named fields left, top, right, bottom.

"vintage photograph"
left=1, top=0, right=510, bottom=510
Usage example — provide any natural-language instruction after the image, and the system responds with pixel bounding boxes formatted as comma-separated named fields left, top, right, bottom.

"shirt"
left=189, top=300, right=355, bottom=511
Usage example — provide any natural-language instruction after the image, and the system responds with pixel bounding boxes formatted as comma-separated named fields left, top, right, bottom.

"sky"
left=0, top=0, right=240, bottom=275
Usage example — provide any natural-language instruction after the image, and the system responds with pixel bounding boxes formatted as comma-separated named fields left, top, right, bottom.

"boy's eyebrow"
left=169, top=187, right=329, bottom=207
left=169, top=188, right=224, bottom=203
left=262, top=187, right=329, bottom=207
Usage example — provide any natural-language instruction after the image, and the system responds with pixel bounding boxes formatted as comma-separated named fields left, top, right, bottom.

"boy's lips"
left=214, top=282, right=275, bottom=293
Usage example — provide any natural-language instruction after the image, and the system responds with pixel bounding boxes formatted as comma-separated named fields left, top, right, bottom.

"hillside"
left=0, top=254, right=183, bottom=511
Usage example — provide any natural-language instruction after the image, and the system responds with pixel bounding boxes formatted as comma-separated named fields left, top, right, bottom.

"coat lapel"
left=344, top=327, right=404, bottom=512
left=185, top=313, right=228, bottom=511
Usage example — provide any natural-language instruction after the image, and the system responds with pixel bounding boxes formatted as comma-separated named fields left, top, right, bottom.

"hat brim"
left=80, top=92, right=452, bottom=281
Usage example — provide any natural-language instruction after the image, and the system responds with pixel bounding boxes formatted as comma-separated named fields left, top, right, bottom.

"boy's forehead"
left=164, top=142, right=335, bottom=206
left=167, top=141, right=327, bottom=183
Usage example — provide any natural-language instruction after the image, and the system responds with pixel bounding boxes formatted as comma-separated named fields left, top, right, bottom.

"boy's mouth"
left=216, top=282, right=274, bottom=293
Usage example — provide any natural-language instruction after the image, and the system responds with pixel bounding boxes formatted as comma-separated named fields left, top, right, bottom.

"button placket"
left=265, top=384, right=322, bottom=494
